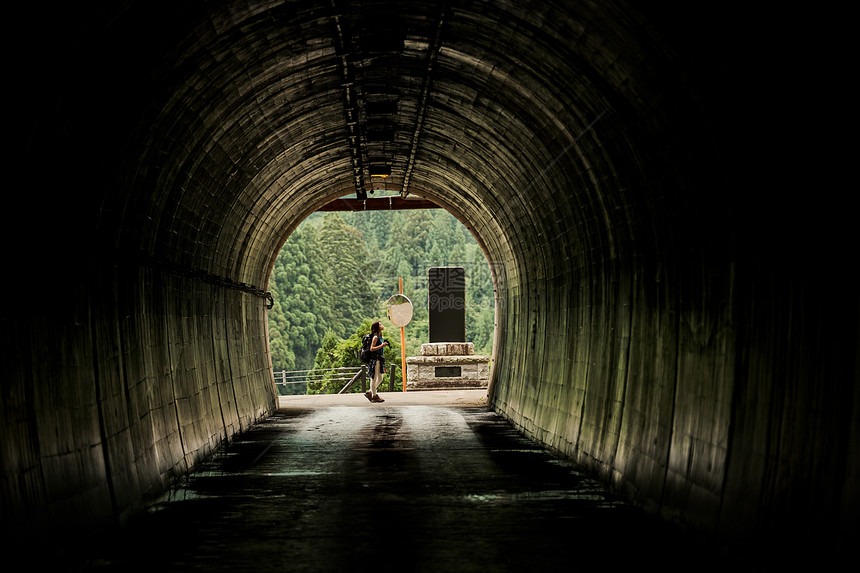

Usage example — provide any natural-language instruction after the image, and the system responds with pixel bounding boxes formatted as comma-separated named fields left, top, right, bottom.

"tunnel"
left=4, top=0, right=857, bottom=559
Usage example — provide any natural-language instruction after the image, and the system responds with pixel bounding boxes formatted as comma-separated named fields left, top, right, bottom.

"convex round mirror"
left=386, top=294, right=413, bottom=327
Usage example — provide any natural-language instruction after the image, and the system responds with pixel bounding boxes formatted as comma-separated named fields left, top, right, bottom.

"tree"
left=267, top=225, right=336, bottom=371
left=466, top=245, right=495, bottom=354
left=315, top=213, right=376, bottom=337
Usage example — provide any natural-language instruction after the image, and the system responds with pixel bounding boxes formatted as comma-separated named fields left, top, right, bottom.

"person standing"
left=365, top=321, right=388, bottom=403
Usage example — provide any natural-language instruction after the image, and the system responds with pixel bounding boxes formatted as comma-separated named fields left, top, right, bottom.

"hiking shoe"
left=371, top=395, right=385, bottom=403
left=364, top=391, right=373, bottom=402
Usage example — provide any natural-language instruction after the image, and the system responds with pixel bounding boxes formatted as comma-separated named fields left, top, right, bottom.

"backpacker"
left=359, top=333, right=373, bottom=363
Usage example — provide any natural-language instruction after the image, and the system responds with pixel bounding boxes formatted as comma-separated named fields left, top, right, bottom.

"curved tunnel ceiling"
left=14, top=0, right=731, bottom=302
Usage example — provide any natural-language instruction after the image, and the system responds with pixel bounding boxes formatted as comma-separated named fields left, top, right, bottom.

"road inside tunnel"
left=56, top=397, right=798, bottom=572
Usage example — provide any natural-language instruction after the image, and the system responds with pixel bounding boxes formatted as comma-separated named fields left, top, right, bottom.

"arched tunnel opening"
left=4, top=0, right=857, bottom=561
left=267, top=195, right=498, bottom=395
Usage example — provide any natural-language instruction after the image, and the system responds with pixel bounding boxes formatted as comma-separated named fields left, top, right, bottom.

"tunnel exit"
left=266, top=195, right=498, bottom=397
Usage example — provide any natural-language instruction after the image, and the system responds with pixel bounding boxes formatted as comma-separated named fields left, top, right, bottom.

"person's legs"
left=371, top=361, right=382, bottom=396
left=370, top=362, right=384, bottom=402
left=365, top=361, right=382, bottom=401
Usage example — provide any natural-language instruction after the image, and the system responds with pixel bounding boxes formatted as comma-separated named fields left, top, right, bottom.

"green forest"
left=266, top=197, right=495, bottom=395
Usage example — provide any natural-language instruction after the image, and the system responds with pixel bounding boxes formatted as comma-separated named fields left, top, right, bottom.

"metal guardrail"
left=273, top=366, right=361, bottom=392
left=273, top=366, right=359, bottom=385
left=274, top=364, right=398, bottom=394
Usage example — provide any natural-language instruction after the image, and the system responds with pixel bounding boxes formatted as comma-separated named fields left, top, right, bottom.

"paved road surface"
left=62, top=391, right=757, bottom=571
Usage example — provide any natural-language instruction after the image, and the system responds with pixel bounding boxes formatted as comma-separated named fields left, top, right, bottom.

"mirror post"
left=385, top=289, right=412, bottom=391
left=399, top=277, right=407, bottom=391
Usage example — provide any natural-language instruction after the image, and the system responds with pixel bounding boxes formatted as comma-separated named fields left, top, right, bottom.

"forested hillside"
left=267, top=200, right=495, bottom=394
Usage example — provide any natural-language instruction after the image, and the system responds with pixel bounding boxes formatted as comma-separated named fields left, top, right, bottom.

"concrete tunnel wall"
left=3, top=0, right=857, bottom=553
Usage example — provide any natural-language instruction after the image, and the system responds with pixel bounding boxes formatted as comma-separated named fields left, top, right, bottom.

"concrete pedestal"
left=406, top=342, right=490, bottom=390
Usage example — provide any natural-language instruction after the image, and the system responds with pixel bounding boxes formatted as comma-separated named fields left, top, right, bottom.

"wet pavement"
left=61, top=391, right=755, bottom=571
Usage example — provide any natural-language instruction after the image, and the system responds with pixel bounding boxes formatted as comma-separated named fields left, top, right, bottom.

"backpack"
left=359, top=333, right=373, bottom=363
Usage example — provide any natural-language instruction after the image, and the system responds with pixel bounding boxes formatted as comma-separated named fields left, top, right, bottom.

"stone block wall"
left=406, top=342, right=490, bottom=390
